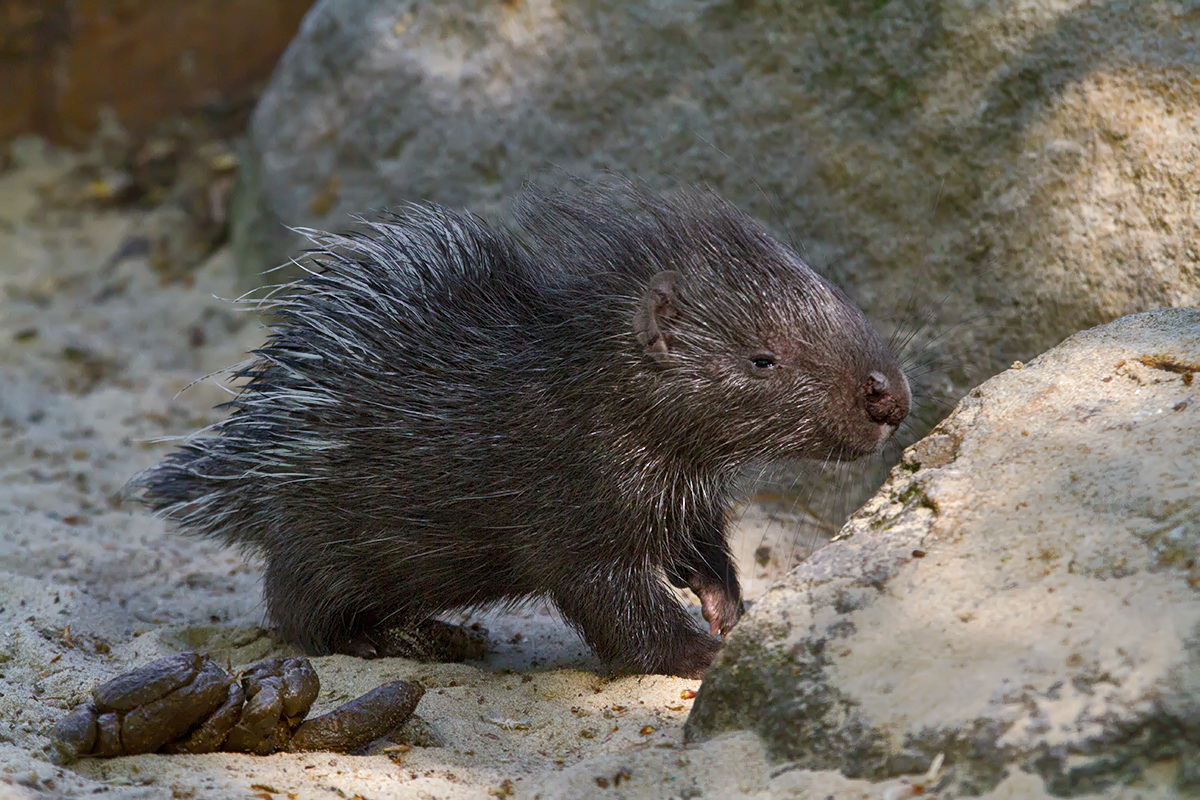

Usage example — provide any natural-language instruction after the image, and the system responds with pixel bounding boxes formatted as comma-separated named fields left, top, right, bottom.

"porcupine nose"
left=862, top=371, right=909, bottom=427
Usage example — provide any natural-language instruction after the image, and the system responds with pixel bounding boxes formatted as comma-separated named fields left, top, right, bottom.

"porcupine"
left=129, top=178, right=910, bottom=678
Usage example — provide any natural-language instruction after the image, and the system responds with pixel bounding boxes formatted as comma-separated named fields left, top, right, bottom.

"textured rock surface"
left=687, top=307, right=1200, bottom=797
left=235, top=0, right=1200, bottom=392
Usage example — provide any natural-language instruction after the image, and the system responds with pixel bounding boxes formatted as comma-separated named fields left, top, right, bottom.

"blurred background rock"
left=0, top=0, right=314, bottom=279
left=1, top=0, right=313, bottom=146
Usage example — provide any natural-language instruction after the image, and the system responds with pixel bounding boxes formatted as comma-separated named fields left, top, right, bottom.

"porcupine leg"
left=665, top=514, right=744, bottom=636
left=261, top=556, right=362, bottom=656
left=263, top=558, right=487, bottom=661
left=552, top=568, right=720, bottom=678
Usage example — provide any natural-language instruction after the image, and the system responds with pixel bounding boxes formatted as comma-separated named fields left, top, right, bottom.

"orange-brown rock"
left=0, top=0, right=314, bottom=146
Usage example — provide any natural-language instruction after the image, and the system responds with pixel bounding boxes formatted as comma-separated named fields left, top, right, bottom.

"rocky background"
left=1, top=1, right=1197, bottom=798
left=233, top=0, right=1200, bottom=531
left=236, top=0, right=1200, bottom=388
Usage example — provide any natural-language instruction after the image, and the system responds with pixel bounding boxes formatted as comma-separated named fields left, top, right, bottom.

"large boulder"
left=235, top=0, right=1200, bottom=391
left=685, top=307, right=1200, bottom=797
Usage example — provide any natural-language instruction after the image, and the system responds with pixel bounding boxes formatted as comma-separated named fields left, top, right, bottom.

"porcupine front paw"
left=668, top=568, right=744, bottom=637
left=694, top=582, right=745, bottom=637
left=665, top=540, right=744, bottom=637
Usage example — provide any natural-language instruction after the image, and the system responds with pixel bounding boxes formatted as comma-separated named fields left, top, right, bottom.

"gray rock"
left=686, top=307, right=1200, bottom=797
left=235, top=0, right=1200, bottom=394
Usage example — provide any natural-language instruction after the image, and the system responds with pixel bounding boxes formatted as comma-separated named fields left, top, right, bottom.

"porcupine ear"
left=633, top=270, right=681, bottom=366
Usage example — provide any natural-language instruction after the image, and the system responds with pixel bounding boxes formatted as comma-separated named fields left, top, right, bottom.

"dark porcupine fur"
left=129, top=178, right=910, bottom=678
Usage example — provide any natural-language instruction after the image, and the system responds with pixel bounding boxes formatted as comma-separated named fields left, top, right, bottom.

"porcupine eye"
left=749, top=353, right=778, bottom=374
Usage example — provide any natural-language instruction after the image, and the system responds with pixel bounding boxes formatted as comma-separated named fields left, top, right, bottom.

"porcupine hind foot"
left=353, top=617, right=491, bottom=662
left=273, top=602, right=490, bottom=663
left=262, top=561, right=489, bottom=662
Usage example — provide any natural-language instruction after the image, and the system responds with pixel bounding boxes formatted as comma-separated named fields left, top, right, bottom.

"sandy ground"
left=0, top=141, right=911, bottom=800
